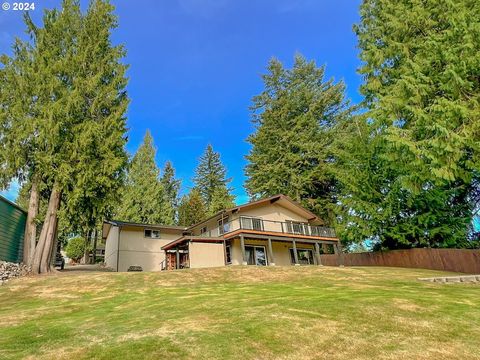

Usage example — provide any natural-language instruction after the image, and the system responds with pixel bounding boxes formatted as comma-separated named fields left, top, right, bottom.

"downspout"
left=116, top=226, right=122, bottom=272
left=221, top=210, right=227, bottom=265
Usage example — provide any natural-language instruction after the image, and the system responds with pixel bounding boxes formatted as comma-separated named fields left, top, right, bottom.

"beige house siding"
left=191, top=216, right=224, bottom=236
left=232, top=203, right=311, bottom=223
left=104, top=225, right=119, bottom=271
left=189, top=242, right=225, bottom=268
left=106, top=226, right=183, bottom=272
left=229, top=238, right=316, bottom=266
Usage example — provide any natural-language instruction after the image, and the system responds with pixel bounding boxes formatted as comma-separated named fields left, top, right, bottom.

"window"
left=244, top=245, right=267, bottom=266
left=217, top=216, right=229, bottom=234
left=240, top=216, right=263, bottom=231
left=144, top=229, right=160, bottom=238
left=289, top=248, right=315, bottom=265
left=225, top=243, right=232, bottom=264
left=200, top=226, right=207, bottom=235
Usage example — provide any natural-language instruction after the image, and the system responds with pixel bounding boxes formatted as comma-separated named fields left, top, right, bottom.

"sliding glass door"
left=244, top=245, right=267, bottom=266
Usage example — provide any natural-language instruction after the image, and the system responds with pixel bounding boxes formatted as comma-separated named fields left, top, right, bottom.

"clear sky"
left=0, top=0, right=363, bottom=204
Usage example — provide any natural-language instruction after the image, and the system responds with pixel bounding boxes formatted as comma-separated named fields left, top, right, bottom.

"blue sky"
left=0, top=0, right=363, bottom=204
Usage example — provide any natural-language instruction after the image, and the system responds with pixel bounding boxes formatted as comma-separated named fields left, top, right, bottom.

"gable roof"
left=103, top=194, right=323, bottom=239
left=187, top=194, right=321, bottom=230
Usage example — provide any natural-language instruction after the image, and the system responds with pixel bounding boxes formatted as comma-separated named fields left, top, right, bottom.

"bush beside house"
left=65, top=237, right=90, bottom=263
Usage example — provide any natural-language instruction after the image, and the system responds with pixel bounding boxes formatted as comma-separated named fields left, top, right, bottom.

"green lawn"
left=0, top=266, right=479, bottom=360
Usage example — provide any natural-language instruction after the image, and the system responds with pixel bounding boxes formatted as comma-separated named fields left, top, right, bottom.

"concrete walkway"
left=418, top=275, right=480, bottom=283
left=60, top=264, right=113, bottom=273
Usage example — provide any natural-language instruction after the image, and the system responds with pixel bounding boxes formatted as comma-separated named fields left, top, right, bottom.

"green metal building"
left=0, top=195, right=26, bottom=263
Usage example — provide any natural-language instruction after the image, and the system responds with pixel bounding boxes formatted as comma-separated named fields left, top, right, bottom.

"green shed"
left=0, top=195, right=26, bottom=263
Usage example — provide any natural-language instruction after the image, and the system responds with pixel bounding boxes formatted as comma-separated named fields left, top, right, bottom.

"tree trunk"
left=23, top=179, right=39, bottom=266
left=92, top=228, right=98, bottom=264
left=31, top=184, right=62, bottom=275
left=47, top=216, right=59, bottom=272
left=83, top=229, right=91, bottom=264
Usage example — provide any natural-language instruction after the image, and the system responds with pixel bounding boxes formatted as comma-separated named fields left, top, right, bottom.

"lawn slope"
left=0, top=266, right=479, bottom=360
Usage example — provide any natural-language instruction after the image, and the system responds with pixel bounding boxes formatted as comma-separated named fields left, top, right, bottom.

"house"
left=102, top=194, right=340, bottom=271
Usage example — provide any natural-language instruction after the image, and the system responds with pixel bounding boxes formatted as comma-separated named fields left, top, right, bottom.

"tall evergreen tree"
left=0, top=0, right=129, bottom=273
left=116, top=130, right=166, bottom=224
left=177, top=188, right=207, bottom=226
left=245, top=54, right=350, bottom=223
left=159, top=161, right=181, bottom=225
left=335, top=0, right=480, bottom=248
left=193, top=144, right=235, bottom=215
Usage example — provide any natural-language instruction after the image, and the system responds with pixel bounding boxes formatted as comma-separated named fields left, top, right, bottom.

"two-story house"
left=103, top=194, right=340, bottom=271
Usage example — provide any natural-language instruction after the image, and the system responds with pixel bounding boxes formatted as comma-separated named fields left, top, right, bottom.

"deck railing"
left=197, top=217, right=336, bottom=238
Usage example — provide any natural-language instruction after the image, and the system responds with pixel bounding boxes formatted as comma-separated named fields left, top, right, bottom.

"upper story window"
left=200, top=226, right=207, bottom=235
left=217, top=216, right=230, bottom=234
left=144, top=229, right=161, bottom=238
left=240, top=216, right=263, bottom=231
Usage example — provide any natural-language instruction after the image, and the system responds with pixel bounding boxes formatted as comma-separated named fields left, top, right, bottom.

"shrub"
left=65, top=236, right=89, bottom=262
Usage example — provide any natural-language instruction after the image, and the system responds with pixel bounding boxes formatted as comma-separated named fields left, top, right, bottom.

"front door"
left=245, top=245, right=267, bottom=266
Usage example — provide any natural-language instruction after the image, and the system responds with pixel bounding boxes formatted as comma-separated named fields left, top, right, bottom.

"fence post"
left=315, top=242, right=322, bottom=266
left=334, top=242, right=344, bottom=267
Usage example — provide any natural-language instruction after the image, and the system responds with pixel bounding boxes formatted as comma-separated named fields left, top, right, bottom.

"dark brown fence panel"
left=319, top=248, right=480, bottom=274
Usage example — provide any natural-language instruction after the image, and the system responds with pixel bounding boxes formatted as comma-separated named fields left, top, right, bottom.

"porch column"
left=314, top=242, right=322, bottom=266
left=240, top=235, right=247, bottom=265
left=337, top=241, right=344, bottom=267
left=333, top=242, right=344, bottom=267
left=292, top=239, right=299, bottom=265
left=175, top=247, right=180, bottom=270
left=267, top=238, right=275, bottom=266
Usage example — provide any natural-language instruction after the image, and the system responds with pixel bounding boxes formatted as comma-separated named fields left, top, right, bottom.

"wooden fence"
left=320, top=248, right=480, bottom=274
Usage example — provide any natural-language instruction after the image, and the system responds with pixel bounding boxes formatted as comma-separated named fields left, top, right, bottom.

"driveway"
left=60, top=264, right=113, bottom=272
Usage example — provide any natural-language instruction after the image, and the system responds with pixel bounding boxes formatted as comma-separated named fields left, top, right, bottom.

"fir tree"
left=335, top=0, right=480, bottom=248
left=159, top=161, right=181, bottom=225
left=0, top=0, right=129, bottom=273
left=193, top=144, right=235, bottom=215
left=177, top=188, right=207, bottom=226
left=245, top=54, right=349, bottom=223
left=116, top=130, right=165, bottom=224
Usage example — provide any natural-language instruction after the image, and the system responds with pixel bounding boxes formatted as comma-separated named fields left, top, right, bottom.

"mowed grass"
left=0, top=266, right=479, bottom=360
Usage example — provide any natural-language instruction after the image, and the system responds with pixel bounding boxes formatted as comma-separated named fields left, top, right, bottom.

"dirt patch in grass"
left=392, top=298, right=425, bottom=312
left=24, top=346, right=86, bottom=360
